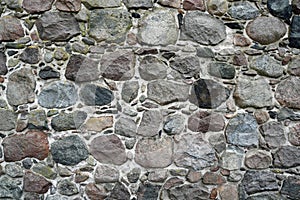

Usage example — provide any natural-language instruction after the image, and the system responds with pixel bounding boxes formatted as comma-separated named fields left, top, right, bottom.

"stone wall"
left=0, top=0, right=300, bottom=199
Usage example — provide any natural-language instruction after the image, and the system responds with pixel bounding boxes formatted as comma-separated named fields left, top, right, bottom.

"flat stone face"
left=170, top=56, right=200, bottom=78
left=6, top=68, right=36, bottom=106
left=28, top=110, right=48, bottom=130
left=182, top=11, right=226, bottom=45
left=167, top=184, right=210, bottom=200
left=115, top=117, right=137, bottom=137
left=147, top=80, right=190, bottom=105
left=2, top=131, right=49, bottom=162
left=55, top=0, right=81, bottom=12
left=281, top=176, right=300, bottom=199
left=220, top=146, right=244, bottom=170
left=137, top=10, right=178, bottom=46
left=246, top=16, right=287, bottom=45
left=275, top=76, right=300, bottom=109
left=267, top=0, right=292, bottom=20
left=22, top=0, right=54, bottom=13
left=123, top=0, right=153, bottom=8
left=79, top=84, right=114, bottom=106
left=0, top=16, right=24, bottom=41
left=38, top=81, right=77, bottom=109
left=137, top=183, right=161, bottom=200
left=225, top=113, right=258, bottom=147
left=290, top=16, right=300, bottom=48
left=289, top=123, right=300, bottom=146
left=51, top=135, right=89, bottom=166
left=208, top=62, right=236, bottom=79
left=84, top=116, right=113, bottom=132
left=189, top=79, right=230, bottom=109
left=273, top=146, right=300, bottom=168
left=188, top=111, right=225, bottom=133
left=259, top=122, right=286, bottom=149
left=288, top=57, right=300, bottom=76
left=65, top=54, right=100, bottom=82
left=228, top=1, right=259, bottom=20
left=0, top=109, right=17, bottom=131
left=183, top=0, right=205, bottom=10
left=108, top=182, right=131, bottom=200
left=89, top=134, right=127, bottom=165
left=137, top=110, right=163, bottom=137
left=244, top=150, right=272, bottom=169
left=139, top=56, right=168, bottom=80
left=164, top=114, right=185, bottom=135
left=51, top=111, right=87, bottom=131
left=94, top=165, right=119, bottom=183
left=20, top=46, right=40, bottom=64
left=0, top=176, right=22, bottom=199
left=89, top=9, right=131, bottom=43
left=57, top=179, right=78, bottom=196
left=36, top=12, right=80, bottom=41
left=121, top=81, right=139, bottom=103
left=100, top=50, right=135, bottom=81
left=174, top=133, right=216, bottom=170
left=234, top=77, right=273, bottom=108
left=24, top=171, right=51, bottom=194
left=135, top=137, right=173, bottom=168
left=0, top=52, right=7, bottom=75
left=250, top=55, right=283, bottom=78
left=82, top=0, right=121, bottom=8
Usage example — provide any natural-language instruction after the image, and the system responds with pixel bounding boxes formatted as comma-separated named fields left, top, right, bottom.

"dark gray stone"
left=80, top=84, right=114, bottom=106
left=0, top=52, right=8, bottom=75
left=139, top=56, right=168, bottom=80
left=281, top=176, right=300, bottom=199
left=28, top=110, right=48, bottom=130
left=106, top=182, right=130, bottom=200
left=277, top=108, right=300, bottom=121
left=228, top=1, right=259, bottom=20
left=267, top=0, right=292, bottom=20
left=226, top=113, right=258, bottom=147
left=0, top=176, right=22, bottom=199
left=127, top=168, right=141, bottom=183
left=39, top=66, right=60, bottom=80
left=82, top=0, right=121, bottom=8
left=115, top=116, right=137, bottom=137
left=51, top=135, right=89, bottom=166
left=290, top=16, right=300, bottom=49
left=57, top=179, right=78, bottom=196
left=273, top=146, right=300, bottom=168
left=250, top=55, right=283, bottom=78
left=167, top=184, right=210, bottom=200
left=20, top=46, right=40, bottom=64
left=123, top=0, right=153, bottom=8
left=208, top=62, right=235, bottom=79
left=0, top=109, right=17, bottom=131
left=170, top=56, right=200, bottom=77
left=259, top=122, right=286, bottom=149
left=36, top=12, right=80, bottom=41
left=137, top=183, right=161, bottom=200
left=121, top=81, right=139, bottom=103
left=51, top=111, right=87, bottom=131
left=247, top=193, right=287, bottom=200
left=38, top=81, right=77, bottom=109
left=196, top=47, right=215, bottom=58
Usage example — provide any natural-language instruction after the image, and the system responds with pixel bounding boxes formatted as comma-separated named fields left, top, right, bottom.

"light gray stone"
left=139, top=56, right=168, bottom=81
left=0, top=176, right=22, bottom=199
left=163, top=114, right=185, bottom=135
left=220, top=146, right=244, bottom=170
left=137, top=110, right=163, bottom=137
left=115, top=116, right=137, bottom=137
left=95, top=165, right=119, bottom=183
left=228, top=1, right=259, bottom=20
left=51, top=111, right=87, bottom=131
left=250, top=55, right=283, bottom=78
left=0, top=109, right=17, bottom=131
left=121, top=81, right=139, bottom=103
left=82, top=0, right=121, bottom=8
left=123, top=0, right=153, bottom=8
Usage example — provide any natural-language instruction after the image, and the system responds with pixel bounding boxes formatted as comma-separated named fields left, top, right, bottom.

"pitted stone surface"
left=276, top=76, right=300, bottom=109
left=0, top=16, right=24, bottom=41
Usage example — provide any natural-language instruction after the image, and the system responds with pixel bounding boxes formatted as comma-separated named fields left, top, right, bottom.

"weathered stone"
left=122, top=81, right=139, bottom=103
left=84, top=116, right=113, bottom=132
left=182, top=11, right=226, bottom=45
left=28, top=110, right=47, bottom=130
left=0, top=52, right=7, bottom=75
left=127, top=168, right=141, bottom=183
left=233, top=34, right=251, bottom=47
left=228, top=2, right=259, bottom=20
left=39, top=66, right=60, bottom=80
left=288, top=57, right=300, bottom=76
left=245, top=150, right=272, bottom=169
left=246, top=193, right=286, bottom=200
left=186, top=170, right=202, bottom=183
left=57, top=179, right=78, bottom=196
left=246, top=16, right=287, bottom=45
left=3, top=131, right=49, bottom=162
left=89, top=134, right=127, bottom=165
left=281, top=176, right=300, bottom=199
left=137, top=183, right=161, bottom=200
left=100, top=50, right=135, bottom=81
left=51, top=111, right=87, bottom=131
left=147, top=80, right=190, bottom=105
left=208, top=62, right=236, bottom=79
left=0, top=109, right=17, bottom=131
left=234, top=76, right=273, bottom=108
left=218, top=184, right=239, bottom=200
left=163, top=114, right=185, bottom=135
left=293, top=0, right=300, bottom=14
left=32, top=163, right=57, bottom=179
left=95, top=165, right=119, bottom=183
left=82, top=0, right=121, bottom=8
left=38, top=81, right=77, bottom=109
left=55, top=0, right=81, bottom=12
left=170, top=56, right=200, bottom=78
left=260, top=122, right=286, bottom=149
left=250, top=55, right=283, bottom=78
left=289, top=16, right=300, bottom=48
left=220, top=146, right=244, bottom=170
left=202, top=172, right=226, bottom=185
left=276, top=76, right=300, bottom=109
left=207, top=0, right=228, bottom=16
left=208, top=132, right=226, bottom=153
left=4, top=0, right=22, bottom=11
left=167, top=184, right=210, bottom=200
left=20, top=46, right=40, bottom=64
left=267, top=0, right=292, bottom=20
left=0, top=176, right=22, bottom=199
left=241, top=171, right=278, bottom=195
left=289, top=123, right=300, bottom=146
left=0, top=16, right=24, bottom=41
left=137, top=110, right=163, bottom=137
left=135, top=137, right=173, bottom=168
left=226, top=113, right=258, bottom=147
left=148, top=170, right=168, bottom=182
left=24, top=171, right=51, bottom=194
left=137, top=10, right=178, bottom=46
left=254, top=110, right=269, bottom=124
left=278, top=107, right=300, bottom=121
left=273, top=146, right=300, bottom=168
left=183, top=0, right=205, bottom=10
left=188, top=111, right=225, bottom=133
left=115, top=116, right=137, bottom=137
left=89, top=9, right=131, bottom=43
left=7, top=68, right=36, bottom=106
left=139, top=56, right=168, bottom=80
left=85, top=183, right=108, bottom=200
left=107, top=182, right=130, bottom=200
left=5, top=164, right=23, bottom=178
left=79, top=84, right=114, bottom=106
left=124, top=0, right=153, bottom=8
left=51, top=135, right=89, bottom=166
left=36, top=12, right=80, bottom=41
left=174, top=133, right=216, bottom=170
left=22, top=0, right=54, bottom=13
left=189, top=79, right=230, bottom=109
left=65, top=54, right=100, bottom=82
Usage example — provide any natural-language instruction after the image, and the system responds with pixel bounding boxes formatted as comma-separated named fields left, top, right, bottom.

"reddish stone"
left=218, top=184, right=239, bottom=200
left=233, top=34, right=251, bottom=47
left=289, top=123, right=300, bottom=146
left=186, top=170, right=202, bottom=183
left=163, top=177, right=184, bottom=190
left=254, top=110, right=269, bottom=124
left=232, top=52, right=248, bottom=66
left=210, top=188, right=218, bottom=199
left=188, top=111, right=225, bottom=133
left=202, top=172, right=226, bottom=185
left=56, top=0, right=81, bottom=12
left=2, top=131, right=49, bottom=162
left=22, top=0, right=54, bottom=13
left=0, top=16, right=24, bottom=41
left=183, top=0, right=206, bottom=11
left=24, top=171, right=51, bottom=194
left=85, top=183, right=108, bottom=200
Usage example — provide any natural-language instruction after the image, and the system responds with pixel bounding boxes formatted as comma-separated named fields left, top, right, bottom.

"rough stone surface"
left=281, top=176, right=300, bottom=199
left=244, top=150, right=272, bottom=169
left=95, top=165, right=119, bottom=183
left=228, top=2, right=259, bottom=20
left=167, top=184, right=210, bottom=200
left=289, top=16, right=300, bottom=48
left=170, top=56, right=200, bottom=78
left=226, top=113, right=258, bottom=147
left=23, top=171, right=51, bottom=194
left=163, top=114, right=185, bottom=135
left=273, top=146, right=300, bottom=168
left=174, top=133, right=216, bottom=170
left=138, top=10, right=178, bottom=46
left=267, top=0, right=292, bottom=20
left=115, top=116, right=137, bottom=137
left=82, top=0, right=121, bottom=8
left=289, top=123, right=300, bottom=146
left=0, top=16, right=24, bottom=41
left=89, top=134, right=127, bottom=165
left=79, top=84, right=114, bottom=106
left=0, top=176, right=22, bottom=199
left=39, top=66, right=60, bottom=80
left=57, top=179, right=78, bottom=196
left=0, top=52, right=7, bottom=75
left=208, top=62, right=236, bottom=79
left=121, top=81, right=139, bottom=103
left=36, top=12, right=80, bottom=41
left=51, top=135, right=89, bottom=166
left=55, top=0, right=81, bottom=12
left=246, top=17, right=287, bottom=45
left=220, top=146, right=244, bottom=170
left=84, top=116, right=113, bottom=132
left=2, top=131, right=49, bottom=162
left=135, top=137, right=173, bottom=168
left=182, top=11, right=226, bottom=45
left=250, top=55, right=283, bottom=78
left=0, top=109, right=17, bottom=131
left=183, top=0, right=205, bottom=10
left=188, top=111, right=225, bottom=133
left=234, top=76, right=273, bottom=108
left=20, top=46, right=40, bottom=64
left=107, top=182, right=130, bottom=200
left=51, top=111, right=87, bottom=131
left=22, top=0, right=54, bottom=13
left=137, top=182, right=161, bottom=200
left=276, top=76, right=300, bottom=109
left=259, top=122, right=286, bottom=149
left=139, top=56, right=168, bottom=80
left=124, top=0, right=153, bottom=8
left=38, top=81, right=77, bottom=108
left=207, top=0, right=228, bottom=16
left=89, top=9, right=131, bottom=43
left=28, top=110, right=48, bottom=130
left=137, top=110, right=163, bottom=137
left=85, top=183, right=108, bottom=200
left=288, top=57, right=300, bottom=76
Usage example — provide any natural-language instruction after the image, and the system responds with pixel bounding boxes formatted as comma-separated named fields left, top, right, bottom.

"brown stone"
left=244, top=150, right=272, bottom=169
left=24, top=171, right=51, bottom=194
left=202, top=172, right=226, bottom=185
left=188, top=111, right=225, bottom=133
left=210, top=188, right=218, bottom=199
left=83, top=116, right=113, bottom=132
left=232, top=52, right=248, bottom=66
left=183, top=0, right=206, bottom=11
left=218, top=184, right=239, bottom=200
left=0, top=16, right=24, bottom=41
left=89, top=134, right=127, bottom=165
left=85, top=183, right=108, bottom=200
left=186, top=170, right=202, bottom=183
left=55, top=0, right=81, bottom=12
left=2, top=131, right=49, bottom=162
left=158, top=0, right=181, bottom=8
left=163, top=177, right=184, bottom=190
left=22, top=0, right=54, bottom=13
left=276, top=76, right=300, bottom=109
left=233, top=34, right=251, bottom=47
left=289, top=123, right=300, bottom=146
left=254, top=110, right=270, bottom=124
